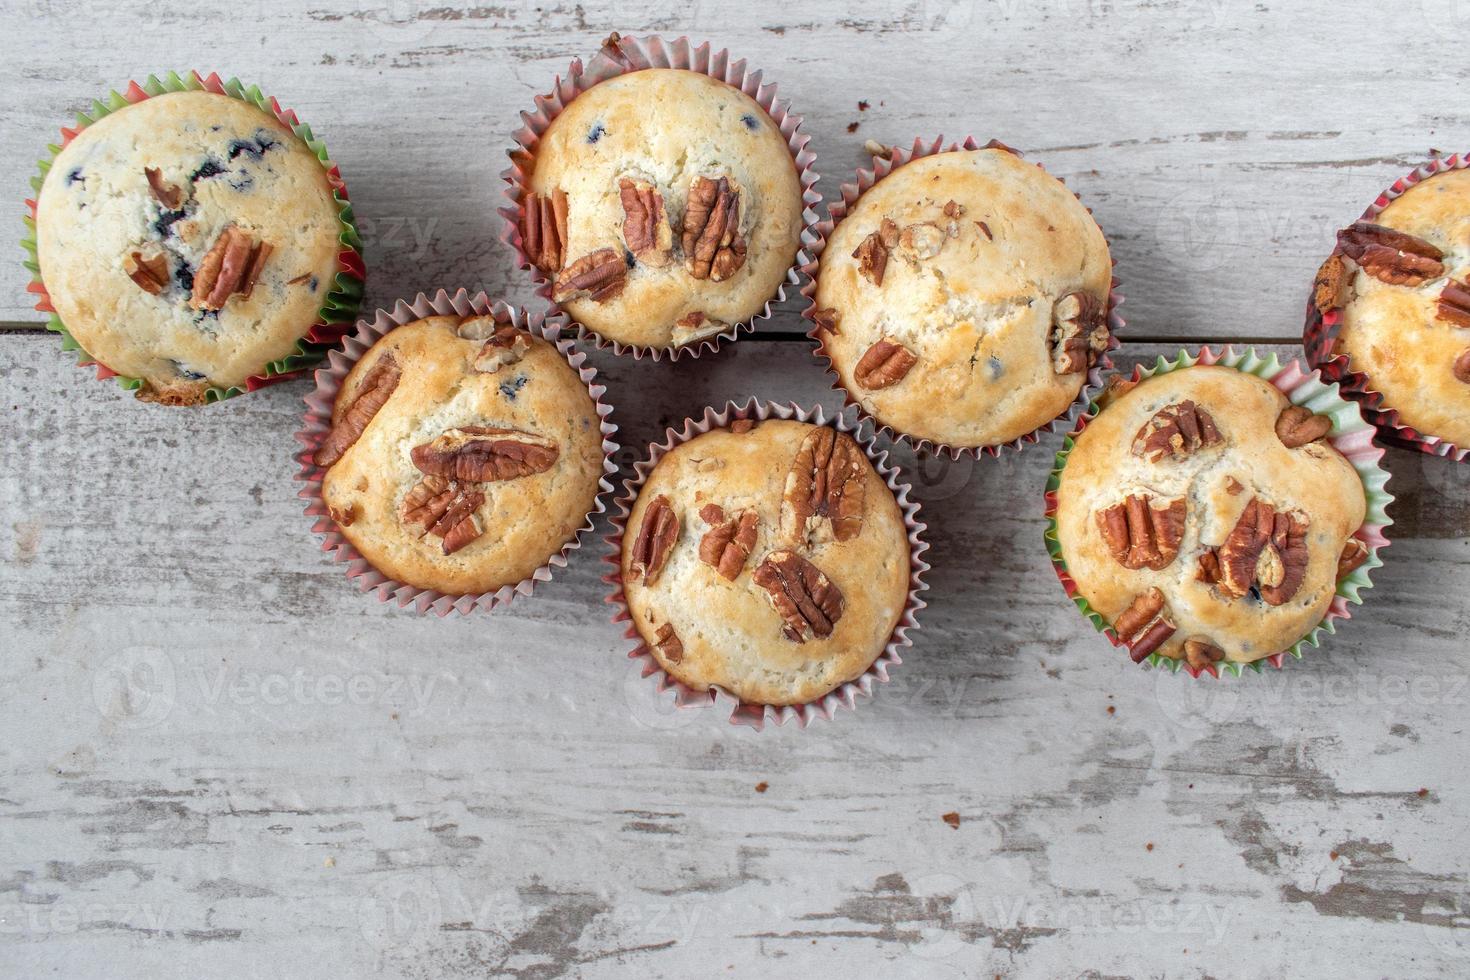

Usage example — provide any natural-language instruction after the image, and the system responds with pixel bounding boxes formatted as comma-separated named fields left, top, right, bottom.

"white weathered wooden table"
left=4, top=2, right=1470, bottom=977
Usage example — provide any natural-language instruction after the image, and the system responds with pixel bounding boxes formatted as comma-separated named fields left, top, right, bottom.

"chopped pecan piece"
left=783, top=427, right=866, bottom=545
left=1336, top=222, right=1445, bottom=286
left=1337, top=538, right=1369, bottom=581
left=1096, top=494, right=1186, bottom=571
left=554, top=248, right=626, bottom=304
left=313, top=353, right=402, bottom=467
left=652, top=622, right=684, bottom=664
left=898, top=222, right=946, bottom=260
left=1455, top=348, right=1470, bottom=385
left=1217, top=497, right=1310, bottom=605
left=123, top=251, right=170, bottom=295
left=1275, top=404, right=1331, bottom=448
left=982, top=138, right=1020, bottom=156
left=673, top=311, right=723, bottom=347
left=853, top=219, right=898, bottom=286
left=401, top=474, right=454, bottom=533
left=854, top=337, right=918, bottom=390
left=1197, top=549, right=1221, bottom=584
left=411, top=426, right=559, bottom=483
left=1051, top=291, right=1108, bottom=374
left=1225, top=476, right=1245, bottom=496
left=752, top=551, right=845, bottom=643
left=522, top=188, right=569, bottom=276
left=1183, top=638, right=1226, bottom=671
left=812, top=307, right=840, bottom=335
left=328, top=502, right=356, bottom=528
left=699, top=508, right=759, bottom=580
left=682, top=176, right=746, bottom=281
left=473, top=325, right=533, bottom=374
left=144, top=167, right=185, bottom=209
left=629, top=494, right=679, bottom=586
left=1312, top=253, right=1349, bottom=314
left=1112, top=588, right=1175, bottom=662
left=400, top=475, right=486, bottom=554
left=1132, top=401, right=1223, bottom=462
left=1438, top=280, right=1470, bottom=328
left=729, top=419, right=755, bottom=434
left=190, top=225, right=271, bottom=310
left=618, top=177, right=672, bottom=267
left=943, top=200, right=965, bottom=219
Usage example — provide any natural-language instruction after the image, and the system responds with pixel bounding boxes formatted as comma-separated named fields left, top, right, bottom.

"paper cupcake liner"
left=1043, top=347, right=1394, bottom=678
left=20, top=70, right=366, bottom=404
left=1303, top=153, right=1470, bottom=462
left=499, top=33, right=821, bottom=362
left=294, top=289, right=619, bottom=615
left=603, top=400, right=929, bottom=729
left=798, top=135, right=1124, bottom=459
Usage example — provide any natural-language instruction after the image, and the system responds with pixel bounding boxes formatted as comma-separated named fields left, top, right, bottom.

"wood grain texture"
left=2, top=333, right=1469, bottom=977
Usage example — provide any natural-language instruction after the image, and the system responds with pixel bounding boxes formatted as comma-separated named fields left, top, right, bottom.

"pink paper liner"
left=798, top=135, right=1125, bottom=459
left=1303, top=153, right=1470, bottom=462
left=603, top=400, right=930, bottom=729
left=294, top=289, right=620, bottom=615
left=1044, top=347, right=1393, bottom=679
left=499, top=33, right=822, bottom=362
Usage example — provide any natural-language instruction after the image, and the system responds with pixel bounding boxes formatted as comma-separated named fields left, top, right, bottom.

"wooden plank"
left=2, top=335, right=1468, bottom=976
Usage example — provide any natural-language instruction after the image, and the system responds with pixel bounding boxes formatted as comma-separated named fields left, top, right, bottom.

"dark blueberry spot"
left=586, top=122, right=605, bottom=144
left=190, top=159, right=226, bottom=181
left=308, top=276, right=319, bottom=292
left=175, top=264, right=195, bottom=295
left=210, top=125, right=222, bottom=132
left=624, top=249, right=636, bottom=268
left=194, top=307, right=220, bottom=325
left=227, top=132, right=281, bottom=161
left=1248, top=584, right=1263, bottom=603
left=228, top=175, right=254, bottom=192
left=171, top=361, right=206, bottom=380
left=499, top=375, right=529, bottom=400
left=153, top=208, right=188, bottom=237
left=65, top=167, right=84, bottom=185
left=988, top=355, right=1004, bottom=380
left=741, top=114, right=758, bottom=131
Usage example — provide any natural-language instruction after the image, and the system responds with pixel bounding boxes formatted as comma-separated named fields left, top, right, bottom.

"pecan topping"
left=812, top=307, right=840, bottom=335
left=699, top=507, right=759, bottom=580
left=1096, top=495, right=1186, bottom=571
left=123, top=251, right=170, bottom=295
left=1275, top=405, right=1331, bottom=449
left=1197, top=549, right=1221, bottom=584
left=473, top=325, right=533, bottom=374
left=400, top=475, right=486, bottom=555
left=672, top=311, right=723, bottom=347
left=729, top=419, right=756, bottom=434
left=1051, top=291, right=1108, bottom=375
left=554, top=248, right=626, bottom=304
left=1113, top=588, right=1175, bottom=662
left=1217, top=498, right=1310, bottom=605
left=1184, top=638, right=1226, bottom=671
left=1438, top=280, right=1470, bottom=328
left=982, top=138, right=1020, bottom=155
left=144, top=167, right=185, bottom=209
left=854, top=337, right=918, bottom=390
left=329, top=502, right=356, bottom=527
left=752, top=551, right=845, bottom=643
left=629, top=494, right=679, bottom=586
left=1132, top=401, right=1222, bottom=462
left=411, top=426, right=559, bottom=483
left=190, top=225, right=272, bottom=310
left=313, top=353, right=402, bottom=467
left=1456, top=348, right=1470, bottom=385
left=522, top=188, right=569, bottom=276
left=683, top=176, right=746, bottom=281
left=1336, top=222, right=1445, bottom=286
left=618, top=177, right=672, bottom=267
left=943, top=200, right=965, bottom=219
left=853, top=219, right=898, bottom=286
left=1337, top=538, right=1369, bottom=581
left=1312, top=253, right=1349, bottom=314
left=652, top=622, right=684, bottom=665
left=1225, top=476, right=1244, bottom=496
left=783, top=427, right=866, bottom=546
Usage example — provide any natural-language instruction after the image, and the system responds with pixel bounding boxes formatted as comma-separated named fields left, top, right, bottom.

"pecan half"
left=1096, top=494, right=1186, bottom=571
left=783, top=427, right=866, bottom=546
left=1337, top=538, right=1369, bottom=581
left=699, top=507, right=759, bottom=580
left=411, top=426, right=559, bottom=483
left=683, top=176, right=746, bottom=281
left=1051, top=291, right=1108, bottom=375
left=1132, top=401, right=1222, bottom=462
left=313, top=353, right=402, bottom=467
left=144, top=167, right=185, bottom=209
left=1112, top=588, right=1175, bottom=662
left=1183, top=638, right=1226, bottom=671
left=1275, top=405, right=1331, bottom=449
left=812, top=307, right=840, bottom=335
left=853, top=219, right=898, bottom=286
left=629, top=494, right=679, bottom=586
left=752, top=551, right=845, bottom=643
left=124, top=251, right=170, bottom=295
left=554, top=248, right=626, bottom=304
left=473, top=325, right=533, bottom=374
left=190, top=225, right=272, bottom=310
left=854, top=337, right=918, bottom=390
left=1438, top=279, right=1470, bottom=328
left=1455, top=348, right=1470, bottom=385
left=618, top=177, right=672, bottom=267
left=652, top=622, right=684, bottom=664
left=1217, top=497, right=1310, bottom=605
left=1312, top=253, right=1350, bottom=314
left=400, top=475, right=486, bottom=555
left=522, top=188, right=569, bottom=276
left=1336, top=222, right=1445, bottom=286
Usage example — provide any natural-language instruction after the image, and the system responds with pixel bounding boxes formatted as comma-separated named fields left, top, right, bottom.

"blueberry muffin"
left=620, top=418, right=911, bottom=706
left=519, top=69, right=804, bottom=350
left=1053, top=365, right=1370, bottom=670
left=314, top=315, right=605, bottom=596
left=812, top=145, right=1112, bottom=448
left=1313, top=168, right=1470, bottom=447
left=34, top=89, right=346, bottom=404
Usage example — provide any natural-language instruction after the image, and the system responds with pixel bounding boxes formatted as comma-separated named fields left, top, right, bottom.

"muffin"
left=33, top=86, right=352, bottom=404
left=1052, top=364, right=1371, bottom=670
left=619, top=418, right=911, bottom=706
left=517, top=68, right=804, bottom=350
left=1312, top=167, right=1470, bottom=449
left=812, top=144, right=1113, bottom=449
left=313, top=314, right=605, bottom=596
